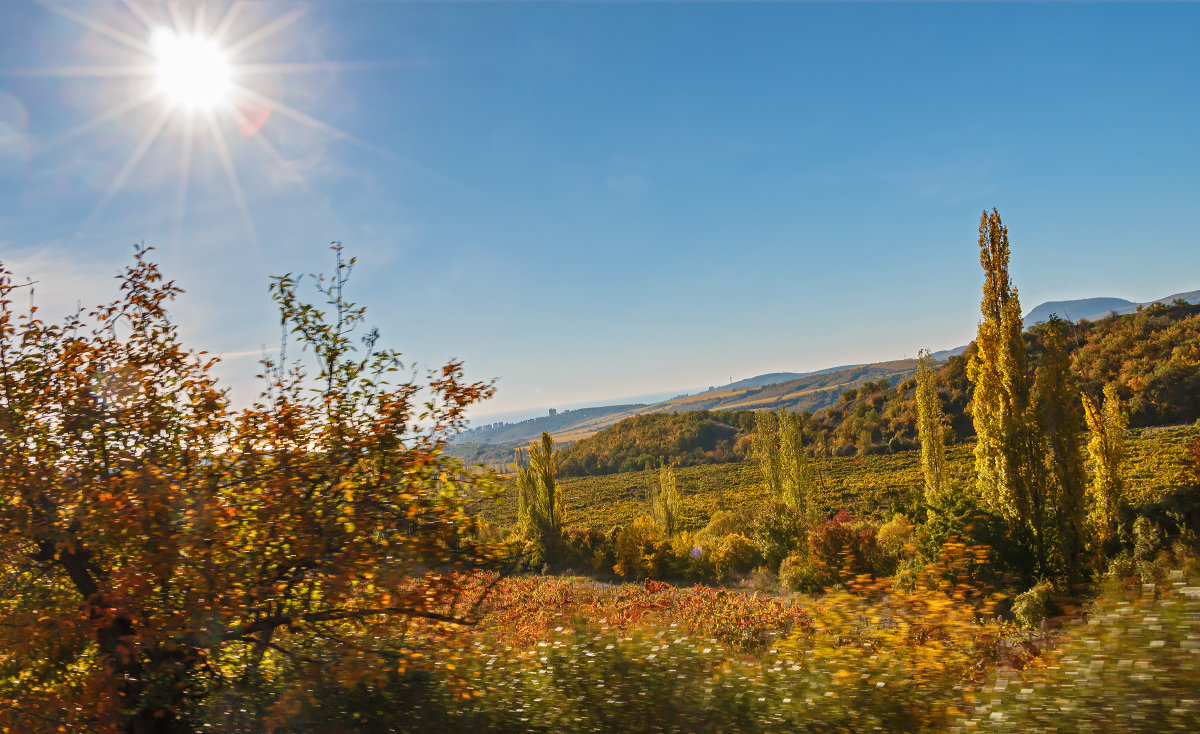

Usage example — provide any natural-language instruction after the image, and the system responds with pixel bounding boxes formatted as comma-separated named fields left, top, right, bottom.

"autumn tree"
left=966, top=209, right=1052, bottom=576
left=650, top=460, right=681, bottom=536
left=753, top=410, right=782, bottom=495
left=915, top=348, right=949, bottom=508
left=754, top=408, right=812, bottom=515
left=0, top=245, right=500, bottom=733
left=516, top=431, right=562, bottom=550
left=1083, top=384, right=1128, bottom=547
left=1033, top=316, right=1089, bottom=585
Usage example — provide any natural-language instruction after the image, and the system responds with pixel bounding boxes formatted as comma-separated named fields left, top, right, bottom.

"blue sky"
left=1, top=1, right=1197, bottom=422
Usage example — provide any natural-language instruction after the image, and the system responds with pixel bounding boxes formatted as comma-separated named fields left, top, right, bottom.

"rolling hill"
left=449, top=359, right=921, bottom=467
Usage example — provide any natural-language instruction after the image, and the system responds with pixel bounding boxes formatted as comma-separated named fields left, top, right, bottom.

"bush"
left=697, top=508, right=754, bottom=540
left=1012, top=579, right=1055, bottom=629
left=711, top=533, right=762, bottom=581
left=779, top=550, right=823, bottom=593
left=807, top=511, right=879, bottom=585
left=749, top=500, right=806, bottom=571
left=612, top=515, right=664, bottom=579
left=563, top=527, right=607, bottom=568
left=875, top=512, right=916, bottom=576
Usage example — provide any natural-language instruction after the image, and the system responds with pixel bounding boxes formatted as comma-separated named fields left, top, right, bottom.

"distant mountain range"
left=451, top=288, right=1197, bottom=464
left=1024, top=290, right=1200, bottom=327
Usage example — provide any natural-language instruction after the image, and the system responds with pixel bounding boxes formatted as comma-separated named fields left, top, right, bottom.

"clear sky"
left=1, top=1, right=1197, bottom=422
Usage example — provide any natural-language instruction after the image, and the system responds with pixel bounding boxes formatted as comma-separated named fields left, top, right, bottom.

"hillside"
left=719, top=363, right=864, bottom=391
left=806, top=298, right=1200, bottom=456
left=449, top=360, right=921, bottom=466
left=541, top=299, right=1200, bottom=479
left=455, top=291, right=1199, bottom=470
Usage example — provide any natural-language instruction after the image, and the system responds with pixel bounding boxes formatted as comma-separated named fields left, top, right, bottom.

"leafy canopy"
left=0, top=244, right=500, bottom=733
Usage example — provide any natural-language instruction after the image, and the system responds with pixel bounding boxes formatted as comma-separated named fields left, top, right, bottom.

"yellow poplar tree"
left=650, top=460, right=681, bottom=536
left=779, top=409, right=813, bottom=514
left=1033, top=316, right=1089, bottom=585
left=753, top=410, right=782, bottom=495
left=754, top=408, right=813, bottom=515
left=967, top=209, right=1051, bottom=575
left=1082, top=384, right=1128, bottom=546
left=517, top=431, right=562, bottom=549
left=915, top=348, right=949, bottom=507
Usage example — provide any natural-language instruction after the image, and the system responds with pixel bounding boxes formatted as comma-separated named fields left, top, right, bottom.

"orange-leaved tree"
left=0, top=244, right=501, bottom=733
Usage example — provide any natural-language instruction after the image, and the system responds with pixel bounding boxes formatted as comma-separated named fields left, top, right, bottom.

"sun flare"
left=150, top=28, right=233, bottom=110
left=6, top=1, right=401, bottom=244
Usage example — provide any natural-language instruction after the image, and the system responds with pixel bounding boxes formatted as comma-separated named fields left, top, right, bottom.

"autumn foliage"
left=0, top=246, right=500, bottom=733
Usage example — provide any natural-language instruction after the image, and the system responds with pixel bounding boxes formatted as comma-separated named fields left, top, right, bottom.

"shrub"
left=1012, top=579, right=1055, bottom=629
left=612, top=515, right=664, bottom=579
left=711, top=533, right=762, bottom=580
left=563, top=526, right=607, bottom=569
left=698, top=508, right=753, bottom=540
left=876, top=512, right=917, bottom=575
left=807, top=510, right=879, bottom=585
left=749, top=500, right=806, bottom=571
left=779, top=550, right=823, bottom=593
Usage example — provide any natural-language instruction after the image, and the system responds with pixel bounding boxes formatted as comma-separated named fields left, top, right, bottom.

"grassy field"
left=480, top=423, right=1200, bottom=531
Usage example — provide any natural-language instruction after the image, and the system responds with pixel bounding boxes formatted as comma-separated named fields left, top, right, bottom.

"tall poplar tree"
left=517, top=431, right=562, bottom=549
left=754, top=410, right=782, bottom=495
left=1033, top=316, right=1089, bottom=585
left=650, top=460, right=681, bottom=536
left=915, top=348, right=948, bottom=508
left=1083, top=384, right=1128, bottom=547
left=967, top=209, right=1049, bottom=575
left=754, top=408, right=812, bottom=515
left=778, top=409, right=812, bottom=515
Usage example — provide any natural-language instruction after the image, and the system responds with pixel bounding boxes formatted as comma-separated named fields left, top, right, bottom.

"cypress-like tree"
left=1033, top=316, right=1089, bottom=585
left=915, top=348, right=949, bottom=508
left=778, top=409, right=812, bottom=515
left=1083, top=384, right=1128, bottom=547
left=753, top=410, right=782, bottom=495
left=754, top=408, right=813, bottom=515
left=967, top=209, right=1050, bottom=576
left=517, top=431, right=561, bottom=548
left=650, top=460, right=681, bottom=536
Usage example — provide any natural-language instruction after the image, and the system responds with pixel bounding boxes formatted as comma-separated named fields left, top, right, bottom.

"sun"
left=150, top=28, right=233, bottom=111
left=4, top=1, right=403, bottom=245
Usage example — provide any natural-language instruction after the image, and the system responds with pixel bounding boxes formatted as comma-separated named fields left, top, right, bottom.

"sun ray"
left=232, top=85, right=396, bottom=160
left=233, top=86, right=465, bottom=190
left=0, top=65, right=151, bottom=78
left=172, top=111, right=197, bottom=247
left=78, top=105, right=174, bottom=236
left=194, top=3, right=209, bottom=36
left=118, top=0, right=157, bottom=32
left=236, top=60, right=426, bottom=76
left=224, top=7, right=309, bottom=57
left=205, top=111, right=259, bottom=249
left=39, top=92, right=154, bottom=155
left=230, top=106, right=319, bottom=200
left=209, top=1, right=246, bottom=45
left=165, top=0, right=190, bottom=36
left=39, top=1, right=151, bottom=56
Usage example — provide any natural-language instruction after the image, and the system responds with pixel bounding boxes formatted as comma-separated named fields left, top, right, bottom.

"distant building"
left=548, top=408, right=557, bottom=417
